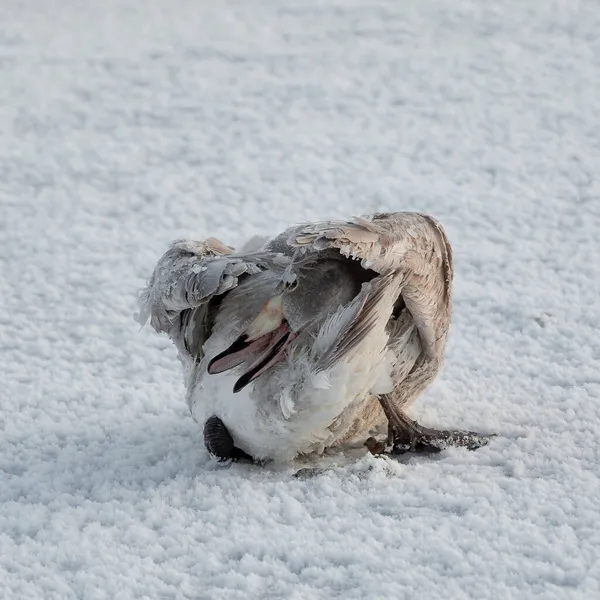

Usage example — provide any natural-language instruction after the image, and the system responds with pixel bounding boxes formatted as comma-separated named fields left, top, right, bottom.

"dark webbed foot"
left=389, top=420, right=492, bottom=454
left=369, top=394, right=493, bottom=456
left=203, top=415, right=253, bottom=462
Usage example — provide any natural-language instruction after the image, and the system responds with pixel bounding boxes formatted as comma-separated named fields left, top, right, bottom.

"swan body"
left=137, top=212, right=483, bottom=463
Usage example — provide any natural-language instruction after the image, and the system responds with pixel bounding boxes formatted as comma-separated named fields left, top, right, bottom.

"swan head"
left=207, top=257, right=370, bottom=392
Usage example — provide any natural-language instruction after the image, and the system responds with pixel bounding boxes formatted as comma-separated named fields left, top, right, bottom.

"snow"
left=1, top=0, right=600, bottom=598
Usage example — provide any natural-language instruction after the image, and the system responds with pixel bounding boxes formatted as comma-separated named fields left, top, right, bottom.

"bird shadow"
left=4, top=415, right=509, bottom=505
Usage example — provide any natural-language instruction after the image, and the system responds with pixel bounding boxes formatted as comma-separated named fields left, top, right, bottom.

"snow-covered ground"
left=2, top=0, right=600, bottom=598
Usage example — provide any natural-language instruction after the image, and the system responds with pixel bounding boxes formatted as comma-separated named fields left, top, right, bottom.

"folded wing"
left=287, top=211, right=453, bottom=362
left=136, top=238, right=274, bottom=363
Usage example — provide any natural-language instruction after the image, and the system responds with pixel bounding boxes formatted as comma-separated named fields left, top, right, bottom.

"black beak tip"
left=233, top=374, right=251, bottom=394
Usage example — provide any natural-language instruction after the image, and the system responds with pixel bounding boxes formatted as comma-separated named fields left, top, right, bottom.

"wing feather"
left=136, top=238, right=281, bottom=362
left=287, top=212, right=453, bottom=360
left=317, top=271, right=403, bottom=370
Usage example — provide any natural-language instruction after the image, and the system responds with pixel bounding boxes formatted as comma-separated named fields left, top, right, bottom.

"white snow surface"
left=2, top=1, right=600, bottom=598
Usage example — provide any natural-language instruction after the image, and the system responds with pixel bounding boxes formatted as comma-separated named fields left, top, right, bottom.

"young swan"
left=137, top=212, right=490, bottom=463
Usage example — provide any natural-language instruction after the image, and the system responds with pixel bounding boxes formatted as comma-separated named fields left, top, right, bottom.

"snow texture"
left=1, top=0, right=600, bottom=598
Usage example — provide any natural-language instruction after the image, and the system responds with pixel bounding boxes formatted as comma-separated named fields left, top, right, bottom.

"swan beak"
left=207, top=295, right=295, bottom=392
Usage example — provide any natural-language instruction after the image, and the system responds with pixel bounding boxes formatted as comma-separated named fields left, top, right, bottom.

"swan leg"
left=371, top=393, right=491, bottom=455
left=203, top=415, right=253, bottom=462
